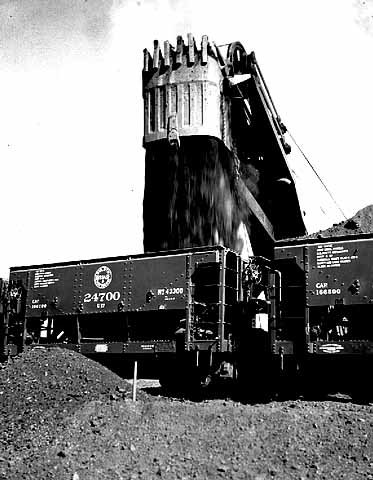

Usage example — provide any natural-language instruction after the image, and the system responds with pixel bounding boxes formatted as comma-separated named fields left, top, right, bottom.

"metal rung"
left=81, top=337, right=105, bottom=342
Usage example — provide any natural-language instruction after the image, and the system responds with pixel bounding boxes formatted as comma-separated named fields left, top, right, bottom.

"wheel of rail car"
left=158, top=358, right=178, bottom=391
left=158, top=371, right=177, bottom=391
left=235, top=330, right=275, bottom=402
left=158, top=359, right=202, bottom=394
left=226, top=41, right=248, bottom=76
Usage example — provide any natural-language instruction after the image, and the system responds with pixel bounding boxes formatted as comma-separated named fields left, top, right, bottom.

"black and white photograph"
left=1, top=1, right=373, bottom=478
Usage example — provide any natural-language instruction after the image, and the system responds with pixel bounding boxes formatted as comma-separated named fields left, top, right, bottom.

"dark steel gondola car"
left=274, top=233, right=373, bottom=395
left=4, top=246, right=259, bottom=386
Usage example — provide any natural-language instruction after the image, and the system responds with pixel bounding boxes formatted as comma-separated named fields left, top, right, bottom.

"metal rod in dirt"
left=132, top=361, right=138, bottom=402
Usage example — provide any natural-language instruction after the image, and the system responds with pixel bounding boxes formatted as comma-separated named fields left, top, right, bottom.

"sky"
left=0, top=0, right=373, bottom=278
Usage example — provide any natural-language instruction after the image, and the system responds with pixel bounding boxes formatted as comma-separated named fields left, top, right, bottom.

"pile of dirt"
left=0, top=348, right=139, bottom=462
left=0, top=348, right=373, bottom=479
left=305, top=205, right=373, bottom=239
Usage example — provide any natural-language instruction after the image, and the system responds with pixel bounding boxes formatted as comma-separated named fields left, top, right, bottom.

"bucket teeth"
left=143, top=48, right=152, bottom=72
left=176, top=35, right=184, bottom=66
left=164, top=40, right=171, bottom=68
left=201, top=35, right=208, bottom=65
left=187, top=33, right=196, bottom=65
left=143, top=34, right=213, bottom=72
left=142, top=33, right=233, bottom=150
left=153, top=40, right=163, bottom=70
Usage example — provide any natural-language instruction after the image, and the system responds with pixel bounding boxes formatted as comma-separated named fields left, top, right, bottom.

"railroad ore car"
left=3, top=246, right=268, bottom=388
left=274, top=232, right=373, bottom=396
left=2, top=236, right=373, bottom=396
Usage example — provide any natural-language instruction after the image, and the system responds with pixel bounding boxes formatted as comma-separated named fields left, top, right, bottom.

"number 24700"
left=83, top=291, right=121, bottom=303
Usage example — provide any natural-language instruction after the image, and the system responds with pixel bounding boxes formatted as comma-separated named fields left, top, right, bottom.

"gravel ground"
left=1, top=349, right=373, bottom=480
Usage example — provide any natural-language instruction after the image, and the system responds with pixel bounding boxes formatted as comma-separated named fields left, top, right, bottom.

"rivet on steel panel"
left=201, top=35, right=208, bottom=65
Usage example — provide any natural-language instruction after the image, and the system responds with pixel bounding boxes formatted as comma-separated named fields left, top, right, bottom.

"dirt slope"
left=305, top=205, right=373, bottom=239
left=0, top=349, right=372, bottom=480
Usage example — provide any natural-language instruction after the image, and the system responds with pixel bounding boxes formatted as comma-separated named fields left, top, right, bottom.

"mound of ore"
left=0, top=348, right=138, bottom=454
left=302, top=205, right=373, bottom=240
left=0, top=342, right=373, bottom=479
